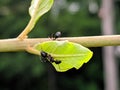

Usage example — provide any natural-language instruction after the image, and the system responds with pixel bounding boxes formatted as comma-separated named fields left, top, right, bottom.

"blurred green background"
left=0, top=0, right=119, bottom=90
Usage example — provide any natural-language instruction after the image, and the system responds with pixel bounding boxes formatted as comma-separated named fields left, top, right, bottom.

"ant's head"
left=40, top=51, right=48, bottom=58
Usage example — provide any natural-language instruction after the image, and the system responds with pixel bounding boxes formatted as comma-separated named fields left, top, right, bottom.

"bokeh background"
left=0, top=0, right=119, bottom=90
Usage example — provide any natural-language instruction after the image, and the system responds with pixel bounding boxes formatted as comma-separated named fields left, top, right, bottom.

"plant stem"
left=0, top=35, right=120, bottom=52
left=17, top=18, right=35, bottom=40
left=17, top=0, right=42, bottom=40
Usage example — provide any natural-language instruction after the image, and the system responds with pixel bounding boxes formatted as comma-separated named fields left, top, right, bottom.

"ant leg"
left=39, top=56, right=43, bottom=62
left=48, top=33, right=54, bottom=40
left=39, top=56, right=48, bottom=62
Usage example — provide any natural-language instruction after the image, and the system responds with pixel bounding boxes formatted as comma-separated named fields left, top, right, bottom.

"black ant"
left=50, top=31, right=61, bottom=40
left=40, top=51, right=61, bottom=64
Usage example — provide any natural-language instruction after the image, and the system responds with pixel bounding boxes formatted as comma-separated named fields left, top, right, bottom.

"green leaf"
left=18, top=0, right=54, bottom=39
left=34, top=41, right=93, bottom=72
left=29, top=0, right=54, bottom=23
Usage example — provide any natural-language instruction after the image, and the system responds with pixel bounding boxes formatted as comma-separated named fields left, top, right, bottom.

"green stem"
left=0, top=35, right=120, bottom=52
left=17, top=18, right=35, bottom=39
left=17, top=0, right=42, bottom=39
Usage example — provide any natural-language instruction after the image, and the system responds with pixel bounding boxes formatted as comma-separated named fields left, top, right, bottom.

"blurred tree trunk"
left=99, top=0, right=119, bottom=90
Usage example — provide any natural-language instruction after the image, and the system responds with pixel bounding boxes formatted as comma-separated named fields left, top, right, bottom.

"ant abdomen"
left=50, top=31, right=61, bottom=40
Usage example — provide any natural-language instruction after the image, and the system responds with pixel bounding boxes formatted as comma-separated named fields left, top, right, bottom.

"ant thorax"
left=47, top=54, right=54, bottom=63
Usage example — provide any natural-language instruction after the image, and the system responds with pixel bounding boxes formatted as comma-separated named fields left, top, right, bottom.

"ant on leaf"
left=40, top=51, right=61, bottom=64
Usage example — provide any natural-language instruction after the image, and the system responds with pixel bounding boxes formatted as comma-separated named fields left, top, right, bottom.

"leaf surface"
left=29, top=0, right=54, bottom=21
left=29, top=0, right=54, bottom=30
left=34, top=41, right=93, bottom=72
